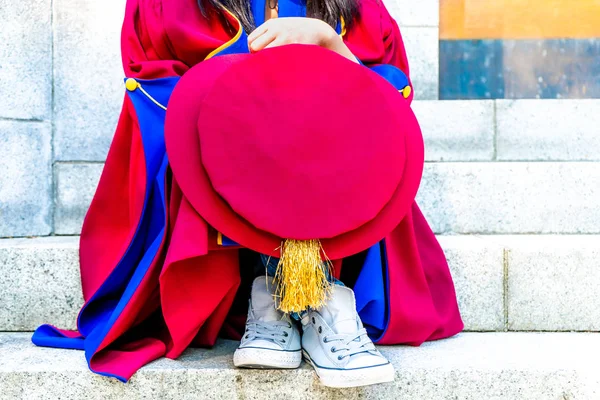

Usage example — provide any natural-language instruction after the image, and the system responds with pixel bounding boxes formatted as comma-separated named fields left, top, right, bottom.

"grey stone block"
left=0, top=234, right=497, bottom=331
left=2, top=234, right=599, bottom=332
left=1, top=332, right=599, bottom=399
left=439, top=236, right=505, bottom=331
left=497, top=99, right=600, bottom=161
left=0, top=0, right=52, bottom=120
left=402, top=27, right=439, bottom=100
left=54, top=163, right=103, bottom=235
left=418, top=162, right=600, bottom=234
left=0, top=237, right=82, bottom=331
left=414, top=100, right=495, bottom=161
left=383, top=0, right=439, bottom=27
left=0, top=121, right=52, bottom=237
left=53, top=0, right=126, bottom=161
left=505, top=235, right=600, bottom=331
left=0, top=234, right=554, bottom=333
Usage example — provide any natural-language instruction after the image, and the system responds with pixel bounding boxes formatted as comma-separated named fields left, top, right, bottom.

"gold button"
left=125, top=78, right=139, bottom=92
left=401, top=85, right=412, bottom=99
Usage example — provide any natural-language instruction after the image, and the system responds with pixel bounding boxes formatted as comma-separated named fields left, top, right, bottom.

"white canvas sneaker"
left=233, top=276, right=302, bottom=369
left=301, top=285, right=395, bottom=388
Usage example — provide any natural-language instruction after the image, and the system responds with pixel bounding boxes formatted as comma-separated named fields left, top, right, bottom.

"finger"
left=248, top=20, right=272, bottom=43
left=249, top=30, right=278, bottom=52
left=263, top=37, right=286, bottom=50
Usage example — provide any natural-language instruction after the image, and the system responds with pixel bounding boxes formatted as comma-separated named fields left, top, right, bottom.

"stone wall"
left=0, top=0, right=440, bottom=238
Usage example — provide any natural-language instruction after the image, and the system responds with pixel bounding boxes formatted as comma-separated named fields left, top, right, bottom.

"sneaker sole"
left=233, top=347, right=302, bottom=369
left=302, top=350, right=395, bottom=388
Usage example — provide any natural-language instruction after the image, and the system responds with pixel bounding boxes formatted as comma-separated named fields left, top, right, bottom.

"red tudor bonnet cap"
left=165, top=44, right=424, bottom=260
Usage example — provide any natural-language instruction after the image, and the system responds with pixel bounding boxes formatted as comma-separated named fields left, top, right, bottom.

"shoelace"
left=323, top=328, right=377, bottom=360
left=244, top=319, right=291, bottom=344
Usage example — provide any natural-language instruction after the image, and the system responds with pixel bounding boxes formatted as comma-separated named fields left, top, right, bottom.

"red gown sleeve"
left=344, top=0, right=415, bottom=103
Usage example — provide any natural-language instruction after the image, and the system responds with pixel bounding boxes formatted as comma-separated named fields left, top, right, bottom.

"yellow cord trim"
left=340, top=16, right=347, bottom=37
left=205, top=8, right=243, bottom=60
left=125, top=78, right=167, bottom=111
left=274, top=239, right=333, bottom=313
left=217, top=232, right=223, bottom=246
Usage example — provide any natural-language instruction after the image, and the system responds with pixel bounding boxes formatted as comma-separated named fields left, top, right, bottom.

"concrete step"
left=52, top=161, right=600, bottom=236
left=1, top=332, right=599, bottom=399
left=418, top=162, right=600, bottom=234
left=4, top=99, right=599, bottom=237
left=2, top=235, right=600, bottom=333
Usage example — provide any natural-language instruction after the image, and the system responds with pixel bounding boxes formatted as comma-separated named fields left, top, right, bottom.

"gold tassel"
left=273, top=239, right=333, bottom=313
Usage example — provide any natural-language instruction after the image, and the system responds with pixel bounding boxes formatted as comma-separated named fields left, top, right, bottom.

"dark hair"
left=198, top=0, right=358, bottom=33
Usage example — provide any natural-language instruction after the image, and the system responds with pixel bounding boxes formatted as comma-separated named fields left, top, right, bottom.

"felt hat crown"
left=165, top=44, right=423, bottom=311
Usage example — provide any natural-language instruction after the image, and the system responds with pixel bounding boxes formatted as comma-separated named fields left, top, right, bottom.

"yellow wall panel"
left=440, top=0, right=600, bottom=39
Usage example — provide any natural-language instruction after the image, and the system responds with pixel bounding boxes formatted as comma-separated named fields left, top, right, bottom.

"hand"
left=248, top=17, right=339, bottom=52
